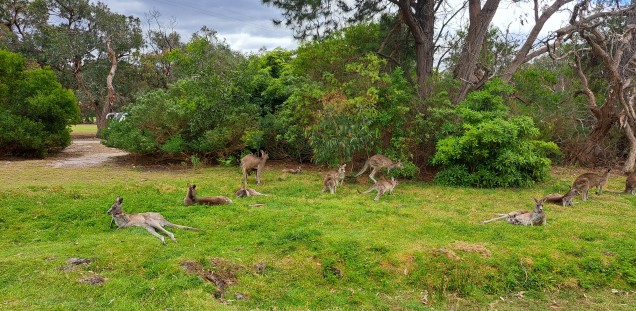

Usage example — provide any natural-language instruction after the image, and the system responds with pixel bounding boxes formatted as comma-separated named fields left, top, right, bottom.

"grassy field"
left=1, top=150, right=635, bottom=309
left=70, top=124, right=98, bottom=137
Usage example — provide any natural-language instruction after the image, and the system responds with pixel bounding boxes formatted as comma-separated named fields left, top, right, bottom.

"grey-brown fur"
left=235, top=182, right=270, bottom=198
left=543, top=187, right=579, bottom=207
left=108, top=196, right=201, bottom=245
left=282, top=166, right=303, bottom=174
left=572, top=168, right=611, bottom=200
left=358, top=177, right=398, bottom=201
left=184, top=184, right=233, bottom=205
left=354, top=154, right=403, bottom=183
left=481, top=198, right=546, bottom=226
left=241, top=150, right=269, bottom=186
left=625, top=171, right=636, bottom=195
left=322, top=164, right=346, bottom=194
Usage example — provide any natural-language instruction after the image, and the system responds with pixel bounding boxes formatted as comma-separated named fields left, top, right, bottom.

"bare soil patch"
left=49, top=138, right=129, bottom=168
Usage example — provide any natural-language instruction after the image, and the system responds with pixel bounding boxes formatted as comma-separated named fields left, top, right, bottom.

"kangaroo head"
left=108, top=196, right=124, bottom=215
left=260, top=150, right=269, bottom=160
left=391, top=177, right=398, bottom=187
left=297, top=166, right=303, bottom=173
left=533, top=197, right=545, bottom=212
left=187, top=183, right=197, bottom=198
left=395, top=160, right=404, bottom=168
left=338, top=164, right=346, bottom=173
left=567, top=187, right=579, bottom=196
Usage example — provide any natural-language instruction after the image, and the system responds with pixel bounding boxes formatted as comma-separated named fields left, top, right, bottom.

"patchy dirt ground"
left=48, top=138, right=129, bottom=168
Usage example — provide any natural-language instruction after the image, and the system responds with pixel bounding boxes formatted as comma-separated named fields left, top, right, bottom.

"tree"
left=0, top=49, right=79, bottom=157
left=262, top=0, right=578, bottom=103
left=3, top=0, right=143, bottom=137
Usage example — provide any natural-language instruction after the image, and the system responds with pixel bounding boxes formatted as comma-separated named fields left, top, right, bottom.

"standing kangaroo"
left=184, top=184, right=233, bottom=205
left=572, top=168, right=611, bottom=200
left=481, top=198, right=547, bottom=226
left=358, top=177, right=398, bottom=201
left=354, top=154, right=403, bottom=183
left=241, top=150, right=269, bottom=186
left=624, top=171, right=636, bottom=195
left=282, top=166, right=303, bottom=174
left=543, top=187, right=579, bottom=207
left=322, top=164, right=346, bottom=194
left=108, top=196, right=201, bottom=245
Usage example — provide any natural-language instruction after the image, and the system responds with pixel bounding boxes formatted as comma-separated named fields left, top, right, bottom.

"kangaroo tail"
left=480, top=215, right=508, bottom=224
left=167, top=223, right=202, bottom=231
left=354, top=161, right=369, bottom=177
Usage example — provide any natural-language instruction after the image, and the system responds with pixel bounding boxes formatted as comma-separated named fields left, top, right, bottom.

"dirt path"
left=48, top=138, right=129, bottom=168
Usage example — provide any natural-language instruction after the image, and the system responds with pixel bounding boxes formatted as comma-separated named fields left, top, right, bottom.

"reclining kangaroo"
left=184, top=184, right=233, bottom=205
left=282, top=166, right=303, bottom=174
left=481, top=198, right=546, bottom=226
left=572, top=168, right=611, bottom=200
left=235, top=182, right=270, bottom=198
left=354, top=154, right=403, bottom=183
left=543, top=187, right=579, bottom=207
left=241, top=150, right=269, bottom=186
left=108, top=196, right=201, bottom=245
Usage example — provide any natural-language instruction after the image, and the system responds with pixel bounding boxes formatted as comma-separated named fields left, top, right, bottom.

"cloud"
left=99, top=0, right=297, bottom=53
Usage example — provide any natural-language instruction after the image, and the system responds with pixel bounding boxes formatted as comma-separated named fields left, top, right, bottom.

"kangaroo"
left=624, top=171, right=636, bottom=195
left=184, top=184, right=233, bottom=205
left=235, top=182, right=270, bottom=198
left=572, top=168, right=611, bottom=200
left=481, top=198, right=546, bottom=226
left=354, top=154, right=403, bottom=183
left=543, top=187, right=579, bottom=207
left=107, top=196, right=201, bottom=245
left=241, top=150, right=269, bottom=186
left=358, top=177, right=398, bottom=201
left=282, top=166, right=303, bottom=174
left=322, top=175, right=339, bottom=194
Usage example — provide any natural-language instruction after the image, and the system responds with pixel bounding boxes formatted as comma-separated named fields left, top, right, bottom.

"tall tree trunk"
left=397, top=0, right=435, bottom=99
left=451, top=0, right=501, bottom=104
left=96, top=39, right=118, bottom=138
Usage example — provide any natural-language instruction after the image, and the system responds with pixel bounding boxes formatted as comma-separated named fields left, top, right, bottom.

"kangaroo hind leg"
left=154, top=224, right=177, bottom=243
left=144, top=226, right=166, bottom=245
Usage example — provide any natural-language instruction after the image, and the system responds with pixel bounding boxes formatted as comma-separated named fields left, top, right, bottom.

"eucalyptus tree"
left=262, top=0, right=578, bottom=104
left=2, top=0, right=143, bottom=137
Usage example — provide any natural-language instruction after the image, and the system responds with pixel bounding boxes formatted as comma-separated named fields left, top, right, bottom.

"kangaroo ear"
left=192, top=184, right=197, bottom=189
left=116, top=196, right=123, bottom=203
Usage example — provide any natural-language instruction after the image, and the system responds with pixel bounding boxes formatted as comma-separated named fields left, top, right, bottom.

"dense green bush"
left=431, top=79, right=560, bottom=187
left=0, top=50, right=79, bottom=157
left=102, top=77, right=260, bottom=161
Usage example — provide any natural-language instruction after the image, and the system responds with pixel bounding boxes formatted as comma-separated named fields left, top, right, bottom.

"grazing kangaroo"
left=184, top=184, right=233, bottom=205
left=235, top=182, right=270, bottom=198
left=241, top=150, right=269, bottom=186
left=354, top=154, right=403, bottom=183
left=107, top=196, right=201, bottom=245
left=572, top=168, right=611, bottom=200
left=543, top=187, right=579, bottom=207
left=282, top=166, right=303, bottom=174
left=357, top=177, right=398, bottom=201
left=481, top=198, right=546, bottom=226
left=624, top=171, right=636, bottom=195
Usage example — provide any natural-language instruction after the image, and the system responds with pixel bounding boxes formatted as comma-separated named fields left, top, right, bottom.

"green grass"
left=71, top=124, right=97, bottom=136
left=1, top=160, right=635, bottom=310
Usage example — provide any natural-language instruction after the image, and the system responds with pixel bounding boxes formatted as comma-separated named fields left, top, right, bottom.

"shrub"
left=431, top=79, right=560, bottom=188
left=0, top=50, right=79, bottom=157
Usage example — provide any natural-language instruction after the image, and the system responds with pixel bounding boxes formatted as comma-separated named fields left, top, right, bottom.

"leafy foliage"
left=0, top=50, right=79, bottom=157
left=431, top=79, right=560, bottom=188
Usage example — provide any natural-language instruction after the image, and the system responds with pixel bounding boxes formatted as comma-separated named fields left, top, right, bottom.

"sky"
left=99, top=0, right=297, bottom=53
left=98, top=0, right=575, bottom=55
